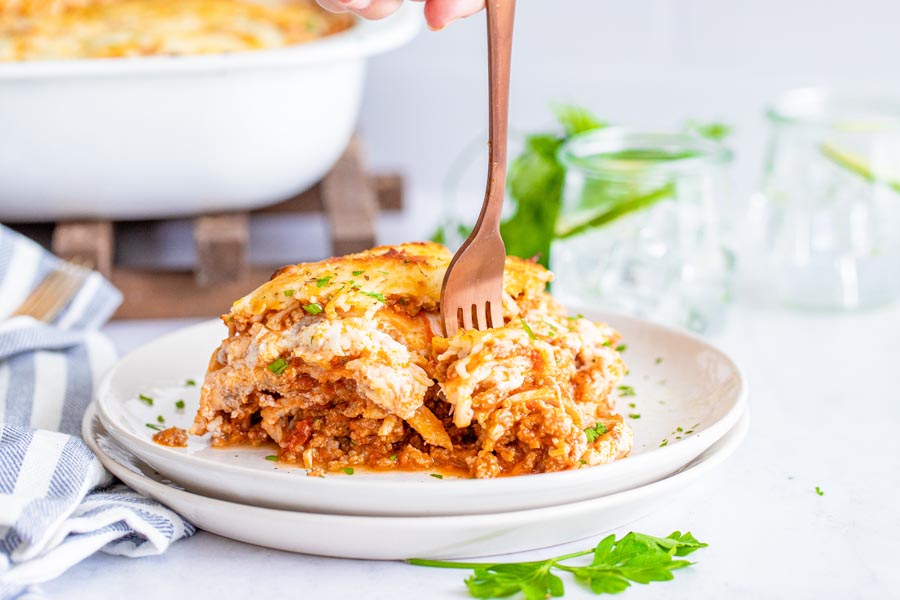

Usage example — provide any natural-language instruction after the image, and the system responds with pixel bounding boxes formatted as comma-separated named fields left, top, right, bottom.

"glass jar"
left=749, top=88, right=900, bottom=310
left=551, top=129, right=734, bottom=334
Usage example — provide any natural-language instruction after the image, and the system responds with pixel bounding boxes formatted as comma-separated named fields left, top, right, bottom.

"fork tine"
left=487, top=300, right=503, bottom=329
left=11, top=261, right=87, bottom=323
left=461, top=305, right=473, bottom=330
left=35, top=268, right=86, bottom=322
left=11, top=269, right=66, bottom=318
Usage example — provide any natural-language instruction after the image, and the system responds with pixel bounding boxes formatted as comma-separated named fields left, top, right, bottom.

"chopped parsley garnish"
left=684, top=429, right=694, bottom=435
left=628, top=413, right=642, bottom=419
left=430, top=474, right=444, bottom=479
left=615, top=343, right=627, bottom=352
left=378, top=270, right=390, bottom=276
left=389, top=455, right=398, bottom=461
left=341, top=467, right=354, bottom=475
left=175, top=400, right=185, bottom=410
left=283, top=289, right=295, bottom=297
left=409, top=530, right=708, bottom=598
left=601, top=340, right=612, bottom=347
left=579, top=459, right=587, bottom=466
left=138, top=394, right=154, bottom=406
left=676, top=427, right=683, bottom=432
left=520, top=319, right=537, bottom=340
left=267, top=358, right=289, bottom=376
left=655, top=357, right=663, bottom=365
left=584, top=422, right=608, bottom=442
left=316, top=276, right=332, bottom=288
left=617, top=385, right=636, bottom=397
left=157, top=415, right=165, bottom=424
left=629, top=403, right=636, bottom=409
left=352, top=270, right=365, bottom=276
left=185, top=379, right=197, bottom=387
left=265, top=455, right=278, bottom=461
left=302, top=302, right=323, bottom=315
left=815, top=486, right=824, bottom=496
left=659, top=438, right=669, bottom=447
left=360, top=291, right=386, bottom=302
left=145, top=423, right=162, bottom=431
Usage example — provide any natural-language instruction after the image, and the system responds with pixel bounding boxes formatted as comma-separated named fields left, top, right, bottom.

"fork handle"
left=476, top=0, right=516, bottom=233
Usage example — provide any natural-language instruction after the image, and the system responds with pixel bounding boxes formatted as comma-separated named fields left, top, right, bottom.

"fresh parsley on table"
left=409, top=530, right=707, bottom=599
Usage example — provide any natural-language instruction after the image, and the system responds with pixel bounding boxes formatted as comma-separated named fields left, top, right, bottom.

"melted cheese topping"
left=0, top=0, right=353, bottom=62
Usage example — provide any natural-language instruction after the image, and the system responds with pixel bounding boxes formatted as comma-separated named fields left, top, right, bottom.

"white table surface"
left=44, top=303, right=900, bottom=599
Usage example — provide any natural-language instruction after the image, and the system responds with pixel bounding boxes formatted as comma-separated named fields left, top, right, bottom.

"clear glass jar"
left=551, top=129, right=734, bottom=334
left=749, top=88, right=900, bottom=310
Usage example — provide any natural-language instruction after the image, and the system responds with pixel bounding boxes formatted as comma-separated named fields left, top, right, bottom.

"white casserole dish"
left=0, top=5, right=419, bottom=222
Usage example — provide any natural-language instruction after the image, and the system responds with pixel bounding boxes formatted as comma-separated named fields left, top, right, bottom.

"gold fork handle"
left=473, top=0, right=516, bottom=234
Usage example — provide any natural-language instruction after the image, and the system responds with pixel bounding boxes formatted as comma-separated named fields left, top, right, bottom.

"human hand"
left=315, top=0, right=486, bottom=30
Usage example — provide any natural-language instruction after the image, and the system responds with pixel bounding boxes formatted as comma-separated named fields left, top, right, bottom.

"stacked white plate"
left=88, top=310, right=748, bottom=560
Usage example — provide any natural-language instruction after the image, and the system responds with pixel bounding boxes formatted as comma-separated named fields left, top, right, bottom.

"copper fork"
left=10, top=260, right=89, bottom=323
left=440, top=0, right=516, bottom=337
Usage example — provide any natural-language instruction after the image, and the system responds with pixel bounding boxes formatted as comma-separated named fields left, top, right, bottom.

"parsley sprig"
left=409, top=530, right=707, bottom=599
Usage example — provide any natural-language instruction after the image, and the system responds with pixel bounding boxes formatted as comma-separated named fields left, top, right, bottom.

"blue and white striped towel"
left=0, top=226, right=194, bottom=600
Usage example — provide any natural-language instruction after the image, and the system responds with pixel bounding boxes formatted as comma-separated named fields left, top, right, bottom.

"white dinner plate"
left=84, top=403, right=749, bottom=560
left=96, top=310, right=747, bottom=516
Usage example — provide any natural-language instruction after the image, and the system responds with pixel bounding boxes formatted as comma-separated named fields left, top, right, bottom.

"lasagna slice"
left=191, top=242, right=633, bottom=478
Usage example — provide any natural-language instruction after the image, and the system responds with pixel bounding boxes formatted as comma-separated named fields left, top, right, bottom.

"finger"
left=424, top=0, right=485, bottom=30
left=353, top=0, right=404, bottom=20
left=318, top=0, right=403, bottom=19
left=316, top=0, right=351, bottom=13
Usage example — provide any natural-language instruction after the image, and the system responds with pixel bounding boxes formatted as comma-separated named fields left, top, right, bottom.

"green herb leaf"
left=138, top=394, right=153, bottom=406
left=584, top=422, right=608, bottom=443
left=360, top=291, right=386, bottom=303
left=352, top=270, right=365, bottom=276
left=157, top=415, right=165, bottom=424
left=341, top=467, right=354, bottom=475
left=265, top=455, right=278, bottom=461
left=520, top=319, right=537, bottom=340
left=617, top=385, right=636, bottom=397
left=146, top=423, right=162, bottom=431
left=267, top=358, right=289, bottom=376
left=552, top=103, right=607, bottom=137
left=185, top=379, right=197, bottom=387
left=655, top=357, right=663, bottom=365
left=283, top=289, right=295, bottom=297
left=659, top=438, right=669, bottom=447
left=316, top=276, right=332, bottom=288
left=686, top=120, right=733, bottom=142
left=389, top=455, right=398, bottom=461
left=502, top=133, right=569, bottom=267
left=175, top=400, right=185, bottom=410
left=410, top=530, right=707, bottom=599
left=615, top=344, right=627, bottom=352
left=430, top=474, right=444, bottom=479
left=815, top=486, right=825, bottom=496
left=302, top=302, right=323, bottom=315
left=628, top=413, right=642, bottom=419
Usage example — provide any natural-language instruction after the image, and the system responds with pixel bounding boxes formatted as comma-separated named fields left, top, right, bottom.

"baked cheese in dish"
left=191, top=242, right=633, bottom=478
left=0, top=0, right=353, bottom=62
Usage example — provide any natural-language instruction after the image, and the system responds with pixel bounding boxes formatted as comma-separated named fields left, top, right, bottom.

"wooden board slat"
left=51, top=221, right=114, bottom=277
left=321, top=138, right=378, bottom=256
left=193, top=213, right=249, bottom=286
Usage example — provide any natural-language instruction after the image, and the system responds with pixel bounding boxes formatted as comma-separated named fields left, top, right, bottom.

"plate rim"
left=84, top=401, right=750, bottom=525
left=95, top=310, right=748, bottom=495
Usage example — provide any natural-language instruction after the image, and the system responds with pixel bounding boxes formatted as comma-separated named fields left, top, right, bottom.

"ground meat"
left=153, top=427, right=188, bottom=448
